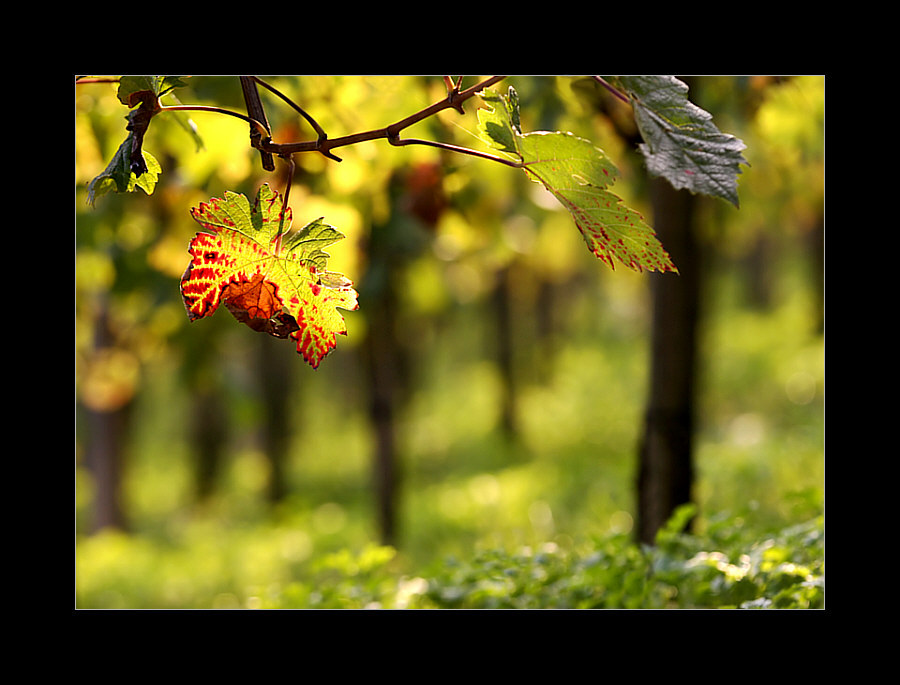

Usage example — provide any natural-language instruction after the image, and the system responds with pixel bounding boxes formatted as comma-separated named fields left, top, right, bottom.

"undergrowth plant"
left=260, top=506, right=825, bottom=609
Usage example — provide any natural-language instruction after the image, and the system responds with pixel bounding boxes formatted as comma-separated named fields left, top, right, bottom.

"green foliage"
left=259, top=545, right=405, bottom=609
left=608, top=75, right=748, bottom=207
left=116, top=76, right=189, bottom=105
left=86, top=75, right=193, bottom=206
left=75, top=509, right=823, bottom=609
left=87, top=138, right=160, bottom=206
left=478, top=87, right=677, bottom=273
left=418, top=507, right=824, bottom=610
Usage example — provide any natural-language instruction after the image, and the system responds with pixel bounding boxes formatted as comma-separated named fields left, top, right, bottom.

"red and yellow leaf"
left=180, top=184, right=358, bottom=368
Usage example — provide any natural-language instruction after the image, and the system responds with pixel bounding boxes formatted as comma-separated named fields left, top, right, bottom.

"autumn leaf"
left=180, top=184, right=358, bottom=369
left=478, top=87, right=676, bottom=273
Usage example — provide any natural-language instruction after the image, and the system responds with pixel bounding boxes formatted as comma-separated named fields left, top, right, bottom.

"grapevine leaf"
left=478, top=86, right=521, bottom=153
left=117, top=75, right=190, bottom=106
left=607, top=75, right=748, bottom=207
left=119, top=76, right=201, bottom=152
left=180, top=184, right=359, bottom=369
left=87, top=135, right=161, bottom=206
left=87, top=77, right=184, bottom=204
left=478, top=87, right=676, bottom=273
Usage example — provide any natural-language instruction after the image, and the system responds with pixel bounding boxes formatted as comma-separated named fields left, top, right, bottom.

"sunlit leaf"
left=87, top=136, right=161, bottom=206
left=117, top=75, right=190, bottom=106
left=86, top=76, right=192, bottom=204
left=478, top=87, right=676, bottom=273
left=180, top=184, right=358, bottom=368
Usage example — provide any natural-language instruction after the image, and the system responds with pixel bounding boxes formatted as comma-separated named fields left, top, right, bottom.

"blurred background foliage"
left=74, top=75, right=824, bottom=609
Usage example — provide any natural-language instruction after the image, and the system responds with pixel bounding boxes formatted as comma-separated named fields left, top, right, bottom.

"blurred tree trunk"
left=362, top=296, right=402, bottom=547
left=534, top=277, right=556, bottom=384
left=636, top=177, right=701, bottom=545
left=257, top=334, right=292, bottom=503
left=83, top=303, right=130, bottom=532
left=744, top=233, right=773, bottom=310
left=493, top=264, right=518, bottom=437
left=191, top=378, right=226, bottom=501
left=182, top=324, right=228, bottom=504
left=808, top=211, right=824, bottom=335
left=84, top=403, right=130, bottom=531
left=360, top=161, right=441, bottom=546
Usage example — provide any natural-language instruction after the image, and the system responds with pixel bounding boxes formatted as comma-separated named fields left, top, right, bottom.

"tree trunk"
left=807, top=211, right=824, bottom=335
left=744, top=233, right=773, bottom=310
left=493, top=264, right=518, bottom=438
left=191, top=380, right=226, bottom=502
left=257, top=334, right=293, bottom=503
left=82, top=303, right=130, bottom=532
left=363, top=294, right=401, bottom=547
left=84, top=403, right=130, bottom=531
left=358, top=161, right=442, bottom=547
left=636, top=177, right=701, bottom=545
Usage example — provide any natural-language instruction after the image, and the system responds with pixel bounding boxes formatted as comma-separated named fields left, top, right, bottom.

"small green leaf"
left=87, top=136, right=161, bottom=206
left=87, top=76, right=187, bottom=205
left=477, top=87, right=521, bottom=154
left=609, top=76, right=748, bottom=207
left=117, top=75, right=190, bottom=106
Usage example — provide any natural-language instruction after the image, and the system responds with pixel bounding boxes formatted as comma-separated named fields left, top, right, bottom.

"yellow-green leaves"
left=478, top=87, right=677, bottom=273
left=86, top=75, right=192, bottom=206
left=87, top=137, right=161, bottom=206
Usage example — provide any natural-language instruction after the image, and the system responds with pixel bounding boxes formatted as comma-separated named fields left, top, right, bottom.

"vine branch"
left=84, top=75, right=523, bottom=177
left=240, top=76, right=276, bottom=171
left=249, top=76, right=336, bottom=159
left=159, top=104, right=270, bottom=138
left=252, top=75, right=516, bottom=167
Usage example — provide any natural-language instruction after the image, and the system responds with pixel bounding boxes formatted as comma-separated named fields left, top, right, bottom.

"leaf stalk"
left=159, top=104, right=271, bottom=138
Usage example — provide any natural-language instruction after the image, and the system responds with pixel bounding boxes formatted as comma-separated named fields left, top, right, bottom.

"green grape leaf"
left=478, top=87, right=676, bottom=273
left=87, top=76, right=192, bottom=205
left=87, top=135, right=161, bottom=206
left=117, top=75, right=190, bottom=106
left=608, top=75, right=748, bottom=207
left=180, top=184, right=359, bottom=369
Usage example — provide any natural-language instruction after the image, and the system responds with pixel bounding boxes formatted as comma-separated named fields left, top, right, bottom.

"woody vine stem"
left=109, top=75, right=633, bottom=250
left=154, top=75, right=525, bottom=248
left=160, top=75, right=521, bottom=160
